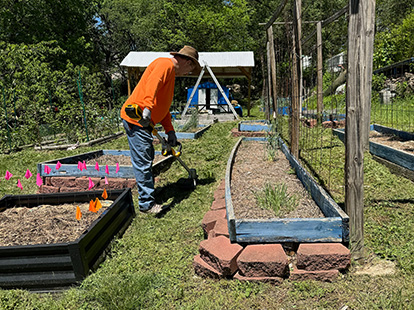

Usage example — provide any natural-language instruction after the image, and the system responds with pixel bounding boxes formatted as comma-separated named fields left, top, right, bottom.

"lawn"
left=0, top=112, right=413, bottom=309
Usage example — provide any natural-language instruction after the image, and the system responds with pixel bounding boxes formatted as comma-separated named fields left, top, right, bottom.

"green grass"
left=0, top=119, right=414, bottom=309
left=255, top=182, right=298, bottom=216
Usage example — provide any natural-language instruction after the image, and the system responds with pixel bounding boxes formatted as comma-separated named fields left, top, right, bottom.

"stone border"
left=194, top=180, right=351, bottom=284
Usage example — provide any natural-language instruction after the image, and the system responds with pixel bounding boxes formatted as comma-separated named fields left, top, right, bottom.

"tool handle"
left=162, top=141, right=182, bottom=157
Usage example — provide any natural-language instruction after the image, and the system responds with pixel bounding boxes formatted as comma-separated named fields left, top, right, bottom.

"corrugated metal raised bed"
left=225, top=137, right=349, bottom=244
left=37, top=149, right=174, bottom=179
left=0, top=188, right=135, bottom=291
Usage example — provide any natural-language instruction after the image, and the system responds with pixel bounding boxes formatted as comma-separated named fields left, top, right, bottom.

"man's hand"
left=167, top=131, right=177, bottom=146
left=141, top=108, right=151, bottom=127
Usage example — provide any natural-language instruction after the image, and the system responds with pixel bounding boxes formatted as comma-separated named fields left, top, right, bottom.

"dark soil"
left=231, top=140, right=324, bottom=219
left=370, top=131, right=414, bottom=154
left=0, top=200, right=113, bottom=246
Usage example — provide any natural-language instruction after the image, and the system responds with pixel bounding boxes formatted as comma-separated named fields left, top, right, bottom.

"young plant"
left=255, top=182, right=298, bottom=216
left=180, top=108, right=199, bottom=132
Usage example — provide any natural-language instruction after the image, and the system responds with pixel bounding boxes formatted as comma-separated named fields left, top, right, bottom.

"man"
left=120, top=45, right=201, bottom=213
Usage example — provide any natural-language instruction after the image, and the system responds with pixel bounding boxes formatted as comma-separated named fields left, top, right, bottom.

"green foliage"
left=372, top=73, right=387, bottom=92
left=180, top=108, right=199, bottom=132
left=255, top=182, right=297, bottom=216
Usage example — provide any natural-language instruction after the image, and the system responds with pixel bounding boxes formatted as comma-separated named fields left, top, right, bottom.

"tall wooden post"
left=266, top=42, right=272, bottom=120
left=267, top=26, right=278, bottom=117
left=345, top=0, right=375, bottom=261
left=291, top=0, right=302, bottom=158
left=316, top=21, right=323, bottom=124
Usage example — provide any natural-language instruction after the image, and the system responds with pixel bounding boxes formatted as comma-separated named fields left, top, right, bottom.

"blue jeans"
left=123, top=120, right=155, bottom=211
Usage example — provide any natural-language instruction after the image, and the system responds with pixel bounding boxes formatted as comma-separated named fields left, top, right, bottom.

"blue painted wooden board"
left=238, top=120, right=270, bottom=132
left=372, top=124, right=414, bottom=141
left=225, top=137, right=349, bottom=244
left=156, top=124, right=211, bottom=140
left=37, top=150, right=174, bottom=178
left=333, top=128, right=414, bottom=171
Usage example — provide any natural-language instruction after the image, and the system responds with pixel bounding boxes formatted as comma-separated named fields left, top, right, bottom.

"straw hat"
left=170, top=45, right=201, bottom=73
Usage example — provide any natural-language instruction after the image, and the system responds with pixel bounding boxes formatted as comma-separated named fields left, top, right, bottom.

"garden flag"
left=56, top=161, right=62, bottom=170
left=104, top=176, right=109, bottom=185
left=17, top=179, right=23, bottom=190
left=36, top=173, right=43, bottom=187
left=102, top=188, right=108, bottom=200
left=89, top=200, right=97, bottom=213
left=4, top=170, right=12, bottom=180
left=76, top=206, right=82, bottom=220
left=24, top=169, right=32, bottom=179
left=83, top=161, right=87, bottom=170
left=88, top=177, right=95, bottom=190
left=116, top=163, right=120, bottom=173
left=44, top=165, right=51, bottom=174
left=95, top=162, right=100, bottom=171
left=78, top=161, right=83, bottom=171
left=95, top=198, right=102, bottom=211
left=105, top=165, right=109, bottom=174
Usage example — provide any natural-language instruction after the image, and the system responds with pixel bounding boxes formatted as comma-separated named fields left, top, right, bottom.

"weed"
left=255, top=182, right=298, bottom=216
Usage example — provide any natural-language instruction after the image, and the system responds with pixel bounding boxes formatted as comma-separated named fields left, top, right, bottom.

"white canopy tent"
left=120, top=51, right=255, bottom=118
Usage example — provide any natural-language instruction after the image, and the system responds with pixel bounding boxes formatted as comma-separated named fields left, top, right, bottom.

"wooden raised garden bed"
left=238, top=120, right=270, bottom=132
left=225, top=137, right=349, bottom=244
left=333, top=124, right=414, bottom=179
left=0, top=188, right=135, bottom=291
left=38, top=149, right=174, bottom=179
left=157, top=124, right=211, bottom=140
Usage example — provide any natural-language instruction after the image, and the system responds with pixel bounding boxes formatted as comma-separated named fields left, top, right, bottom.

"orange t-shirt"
left=120, top=57, right=175, bottom=133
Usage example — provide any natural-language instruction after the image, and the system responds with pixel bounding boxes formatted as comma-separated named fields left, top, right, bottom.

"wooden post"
left=291, top=0, right=302, bottom=158
left=267, top=26, right=278, bottom=118
left=261, top=52, right=270, bottom=120
left=127, top=68, right=132, bottom=96
left=316, top=21, right=323, bottom=123
left=266, top=42, right=272, bottom=120
left=345, top=0, right=375, bottom=261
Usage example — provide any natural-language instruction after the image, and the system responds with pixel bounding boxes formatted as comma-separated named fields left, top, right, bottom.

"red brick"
left=217, top=179, right=225, bottom=191
left=50, top=176, right=77, bottom=187
left=102, top=178, right=127, bottom=189
left=211, top=198, right=226, bottom=210
left=289, top=268, right=339, bottom=282
left=213, top=188, right=225, bottom=201
left=39, top=185, right=60, bottom=193
left=126, top=179, right=137, bottom=188
left=237, top=244, right=289, bottom=277
left=233, top=271, right=284, bottom=285
left=199, top=236, right=243, bottom=276
left=201, top=209, right=227, bottom=235
left=44, top=177, right=52, bottom=186
left=193, top=255, right=224, bottom=279
left=296, top=243, right=351, bottom=271
left=209, top=218, right=229, bottom=238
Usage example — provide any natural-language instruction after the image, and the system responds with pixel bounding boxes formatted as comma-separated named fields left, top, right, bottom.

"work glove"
left=167, top=131, right=178, bottom=147
left=141, top=108, right=151, bottom=128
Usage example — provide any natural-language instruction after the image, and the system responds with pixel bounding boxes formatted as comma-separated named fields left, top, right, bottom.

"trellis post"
left=267, top=26, right=278, bottom=118
left=345, top=0, right=375, bottom=261
left=291, top=0, right=302, bottom=158
left=316, top=21, right=323, bottom=124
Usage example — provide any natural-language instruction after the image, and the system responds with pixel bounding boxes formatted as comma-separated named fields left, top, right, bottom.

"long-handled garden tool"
left=125, top=104, right=198, bottom=188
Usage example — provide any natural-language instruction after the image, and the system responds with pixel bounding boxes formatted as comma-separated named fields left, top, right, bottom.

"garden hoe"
left=125, top=104, right=198, bottom=188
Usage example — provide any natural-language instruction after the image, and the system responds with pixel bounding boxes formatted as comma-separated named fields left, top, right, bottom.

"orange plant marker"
left=102, top=188, right=108, bottom=200
left=95, top=198, right=102, bottom=211
left=76, top=206, right=82, bottom=220
left=89, top=199, right=97, bottom=213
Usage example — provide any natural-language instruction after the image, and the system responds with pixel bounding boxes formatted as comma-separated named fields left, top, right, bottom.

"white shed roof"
left=120, top=51, right=255, bottom=78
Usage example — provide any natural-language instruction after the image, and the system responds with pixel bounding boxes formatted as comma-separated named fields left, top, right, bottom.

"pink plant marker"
left=17, top=179, right=23, bottom=190
left=36, top=173, right=43, bottom=187
left=78, top=161, right=82, bottom=171
left=83, top=161, right=87, bottom=170
left=44, top=165, right=51, bottom=174
left=115, top=163, right=120, bottom=173
left=105, top=165, right=109, bottom=174
left=5, top=170, right=12, bottom=180
left=104, top=176, right=109, bottom=185
left=88, top=177, right=95, bottom=190
left=24, top=169, right=32, bottom=179
left=95, top=162, right=100, bottom=171
left=56, top=161, right=62, bottom=170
